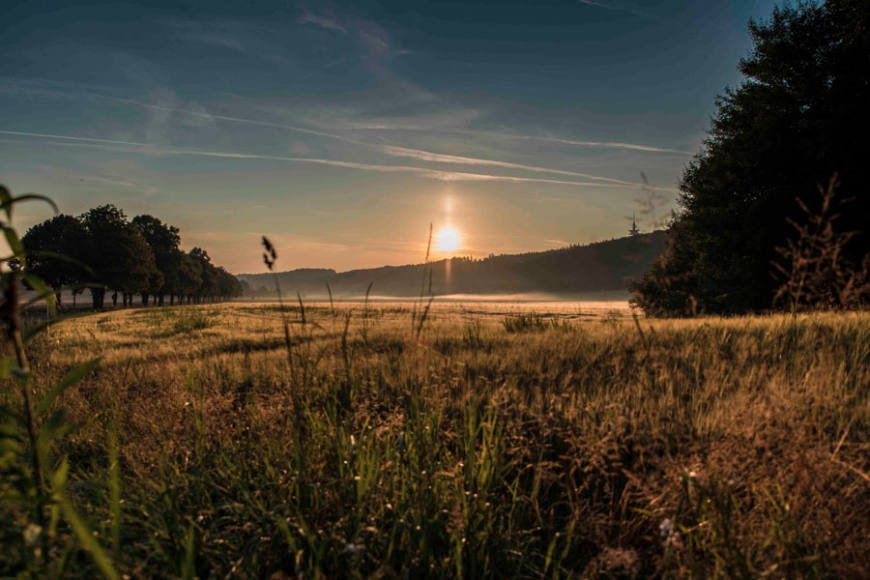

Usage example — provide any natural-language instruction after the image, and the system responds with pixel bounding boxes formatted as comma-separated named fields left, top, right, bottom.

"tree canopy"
left=20, top=204, right=243, bottom=308
left=20, top=214, right=89, bottom=305
left=631, top=0, right=870, bottom=316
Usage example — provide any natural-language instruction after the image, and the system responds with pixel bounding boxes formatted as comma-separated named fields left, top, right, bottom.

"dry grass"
left=6, top=302, right=870, bottom=578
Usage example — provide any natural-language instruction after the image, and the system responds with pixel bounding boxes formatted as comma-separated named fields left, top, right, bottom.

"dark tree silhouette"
left=116, top=224, right=160, bottom=306
left=20, top=215, right=89, bottom=310
left=132, top=214, right=181, bottom=306
left=80, top=205, right=158, bottom=308
left=176, top=251, right=202, bottom=305
left=189, top=247, right=219, bottom=303
left=16, top=204, right=243, bottom=310
left=632, top=0, right=870, bottom=315
left=216, top=266, right=244, bottom=300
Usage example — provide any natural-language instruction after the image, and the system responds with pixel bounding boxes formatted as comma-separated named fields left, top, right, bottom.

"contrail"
left=0, top=129, right=150, bottom=148
left=499, top=133, right=693, bottom=155
left=105, top=96, right=368, bottom=147
left=2, top=131, right=632, bottom=188
left=120, top=99, right=642, bottom=181
left=381, top=146, right=636, bottom=185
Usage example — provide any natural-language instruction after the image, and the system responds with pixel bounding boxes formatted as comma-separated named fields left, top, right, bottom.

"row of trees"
left=631, top=0, right=870, bottom=315
left=20, top=204, right=244, bottom=309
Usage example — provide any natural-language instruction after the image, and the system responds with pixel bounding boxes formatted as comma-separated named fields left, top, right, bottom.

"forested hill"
left=239, top=231, right=666, bottom=298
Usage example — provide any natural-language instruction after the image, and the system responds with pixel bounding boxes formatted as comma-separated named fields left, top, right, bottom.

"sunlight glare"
left=436, top=226, right=461, bottom=252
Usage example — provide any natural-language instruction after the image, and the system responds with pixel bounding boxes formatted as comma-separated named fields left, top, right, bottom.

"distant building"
left=629, top=213, right=640, bottom=236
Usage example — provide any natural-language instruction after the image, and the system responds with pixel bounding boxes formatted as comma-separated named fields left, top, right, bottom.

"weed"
left=172, top=310, right=213, bottom=333
left=774, top=173, right=870, bottom=310
left=502, top=312, right=571, bottom=333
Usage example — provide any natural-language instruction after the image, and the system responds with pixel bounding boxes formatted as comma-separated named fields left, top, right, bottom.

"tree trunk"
left=90, top=288, right=103, bottom=309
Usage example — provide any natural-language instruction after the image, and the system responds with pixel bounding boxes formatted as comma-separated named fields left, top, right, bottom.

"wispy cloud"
left=0, top=130, right=631, bottom=189
left=297, top=13, right=347, bottom=33
left=107, top=97, right=367, bottom=147
left=381, top=146, right=636, bottom=185
left=502, top=133, right=692, bottom=155
left=165, top=20, right=248, bottom=52
left=296, top=9, right=394, bottom=71
left=577, top=0, right=667, bottom=23
left=74, top=176, right=134, bottom=187
left=218, top=103, right=692, bottom=157
left=0, top=130, right=157, bottom=148
left=3, top=80, right=687, bottom=162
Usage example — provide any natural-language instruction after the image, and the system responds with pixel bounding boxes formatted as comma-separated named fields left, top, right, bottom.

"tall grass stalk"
left=13, top=271, right=870, bottom=577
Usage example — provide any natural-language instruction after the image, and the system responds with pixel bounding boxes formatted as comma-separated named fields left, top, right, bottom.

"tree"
left=190, top=247, right=219, bottom=303
left=132, top=214, right=181, bottom=305
left=115, top=224, right=160, bottom=305
left=176, top=251, right=202, bottom=305
left=20, top=215, right=90, bottom=310
left=80, top=205, right=158, bottom=308
left=632, top=1, right=870, bottom=315
left=216, top=266, right=243, bottom=301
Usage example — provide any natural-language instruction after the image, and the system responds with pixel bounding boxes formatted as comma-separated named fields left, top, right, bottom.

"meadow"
left=3, top=300, right=870, bottom=578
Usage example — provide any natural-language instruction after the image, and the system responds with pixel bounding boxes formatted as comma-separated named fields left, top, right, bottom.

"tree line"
left=631, top=0, right=870, bottom=316
left=18, top=204, right=244, bottom=309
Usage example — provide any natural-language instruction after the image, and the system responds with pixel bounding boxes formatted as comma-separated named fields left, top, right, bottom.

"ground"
left=4, top=301, right=870, bottom=578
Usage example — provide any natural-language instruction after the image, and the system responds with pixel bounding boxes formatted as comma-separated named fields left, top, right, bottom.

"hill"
left=238, top=231, right=666, bottom=298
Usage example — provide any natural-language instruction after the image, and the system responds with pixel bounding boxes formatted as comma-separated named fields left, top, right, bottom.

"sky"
left=0, top=0, right=781, bottom=274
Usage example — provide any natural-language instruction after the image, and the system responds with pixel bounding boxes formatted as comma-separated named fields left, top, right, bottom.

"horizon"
left=1, top=0, right=779, bottom=274
left=238, top=228, right=663, bottom=276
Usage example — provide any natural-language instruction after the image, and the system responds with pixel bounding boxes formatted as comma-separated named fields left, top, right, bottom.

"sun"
left=435, top=225, right=461, bottom=252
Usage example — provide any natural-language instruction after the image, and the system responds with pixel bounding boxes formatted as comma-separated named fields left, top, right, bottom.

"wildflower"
left=342, top=543, right=365, bottom=556
left=660, top=518, right=684, bottom=549
left=660, top=518, right=672, bottom=538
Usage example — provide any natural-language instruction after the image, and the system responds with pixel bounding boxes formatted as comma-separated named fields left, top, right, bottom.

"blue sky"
left=1, top=0, right=781, bottom=273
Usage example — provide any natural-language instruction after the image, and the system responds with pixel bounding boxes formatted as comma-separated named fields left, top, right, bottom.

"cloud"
left=75, top=176, right=134, bottom=187
left=353, top=19, right=392, bottom=69
left=0, top=130, right=632, bottom=189
left=297, top=13, right=347, bottom=33
left=381, top=145, right=636, bottom=185
left=295, top=8, right=393, bottom=71
left=191, top=102, right=693, bottom=158
left=0, top=76, right=124, bottom=103
left=165, top=19, right=248, bottom=52
left=108, top=97, right=366, bottom=147
left=498, top=133, right=693, bottom=155
left=0, top=130, right=152, bottom=148
left=577, top=0, right=667, bottom=23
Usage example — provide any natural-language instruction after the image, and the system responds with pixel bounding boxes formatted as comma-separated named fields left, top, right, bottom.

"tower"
left=629, top=213, right=640, bottom=236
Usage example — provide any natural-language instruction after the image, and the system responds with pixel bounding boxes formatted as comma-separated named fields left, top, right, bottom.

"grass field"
left=3, top=301, right=870, bottom=578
